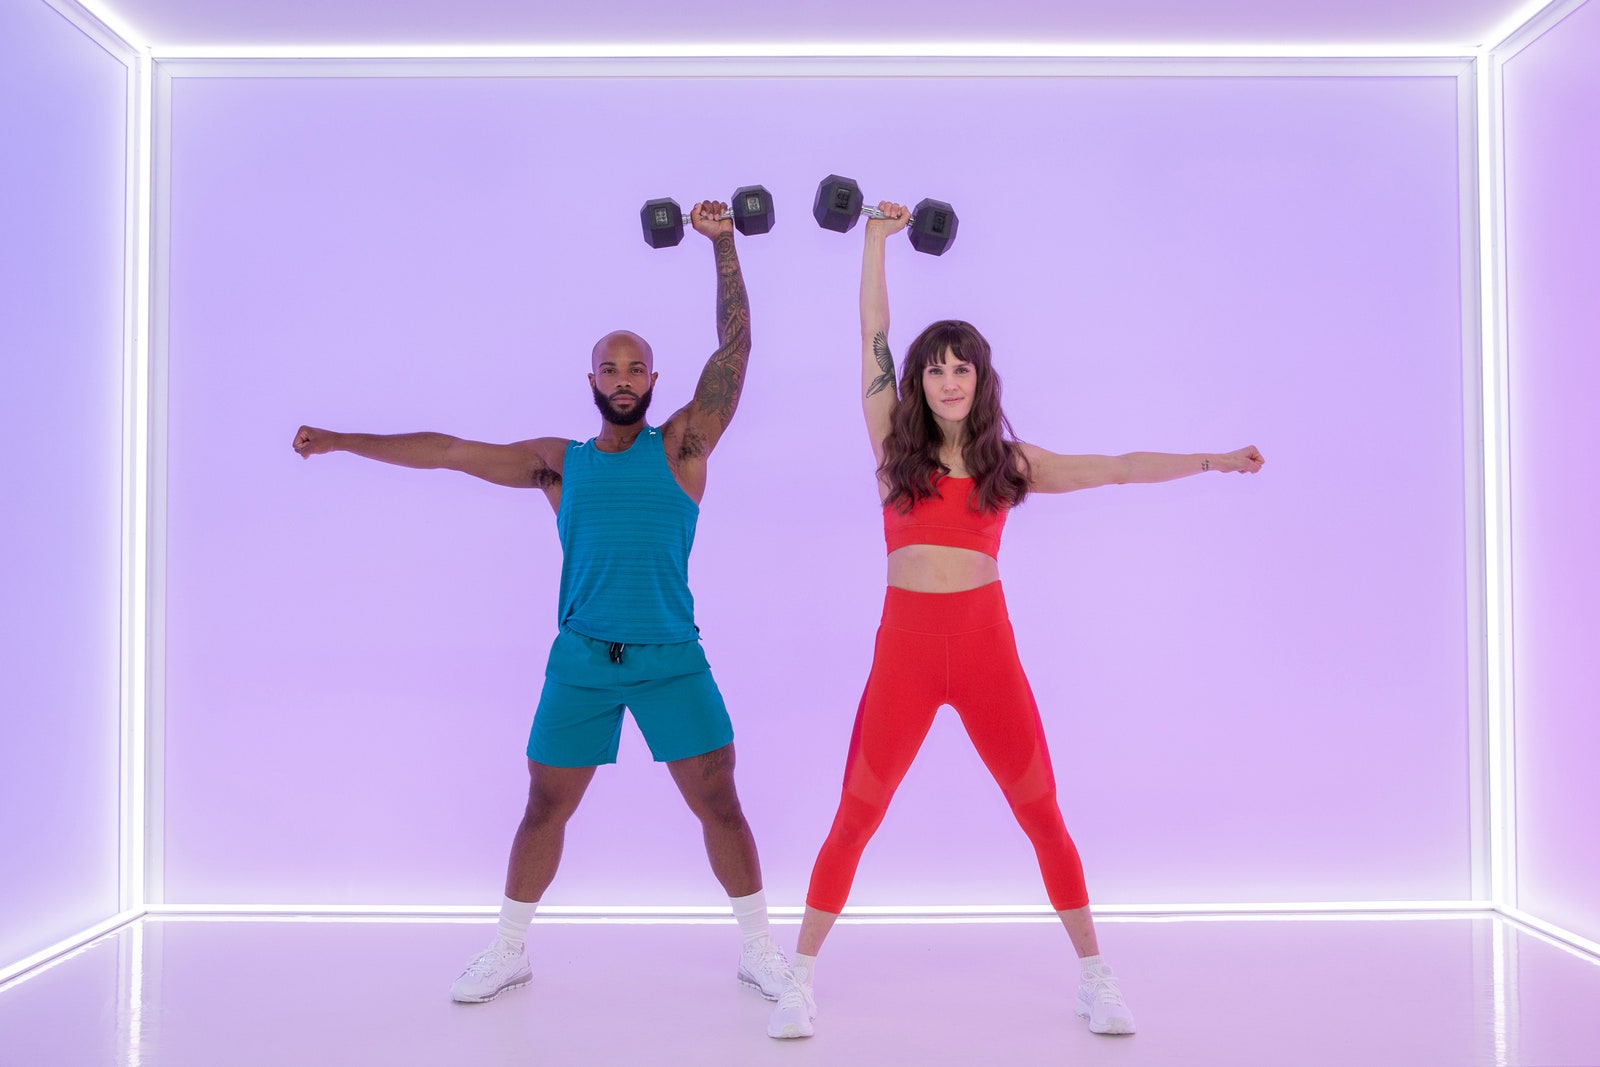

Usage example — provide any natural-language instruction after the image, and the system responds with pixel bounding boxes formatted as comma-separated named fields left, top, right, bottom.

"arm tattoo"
left=692, top=233, right=751, bottom=429
left=867, top=331, right=896, bottom=398
left=1201, top=458, right=1211, bottom=472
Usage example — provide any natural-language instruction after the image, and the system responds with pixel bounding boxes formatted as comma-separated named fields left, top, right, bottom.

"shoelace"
left=751, top=941, right=788, bottom=974
left=464, top=945, right=517, bottom=977
left=776, top=979, right=814, bottom=1013
left=1082, top=973, right=1126, bottom=1006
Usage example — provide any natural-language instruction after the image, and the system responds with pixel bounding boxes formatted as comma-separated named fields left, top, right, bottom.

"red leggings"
left=806, top=582, right=1091, bottom=913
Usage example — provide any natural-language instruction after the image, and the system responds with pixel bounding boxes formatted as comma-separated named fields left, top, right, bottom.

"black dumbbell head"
left=731, top=185, right=776, bottom=237
left=813, top=175, right=864, bottom=233
left=641, top=197, right=685, bottom=249
left=909, top=198, right=958, bottom=256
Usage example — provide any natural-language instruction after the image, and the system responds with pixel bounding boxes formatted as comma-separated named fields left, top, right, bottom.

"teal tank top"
left=556, top=426, right=700, bottom=644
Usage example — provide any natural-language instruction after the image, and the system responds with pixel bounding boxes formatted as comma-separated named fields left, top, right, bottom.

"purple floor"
left=2, top=913, right=1598, bottom=1066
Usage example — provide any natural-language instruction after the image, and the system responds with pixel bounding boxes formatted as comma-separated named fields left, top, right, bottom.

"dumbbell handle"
left=670, top=208, right=736, bottom=224
left=861, top=205, right=922, bottom=225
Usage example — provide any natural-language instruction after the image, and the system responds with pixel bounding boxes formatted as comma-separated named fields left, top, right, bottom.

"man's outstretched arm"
left=292, top=426, right=564, bottom=490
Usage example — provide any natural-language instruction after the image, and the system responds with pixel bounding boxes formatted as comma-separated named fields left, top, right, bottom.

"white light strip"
left=144, top=900, right=1485, bottom=920
left=134, top=51, right=155, bottom=908
left=1457, top=60, right=1493, bottom=903
left=148, top=41, right=1479, bottom=61
left=1498, top=906, right=1600, bottom=964
left=147, top=904, right=498, bottom=917
left=0, top=910, right=144, bottom=990
left=119, top=49, right=154, bottom=917
left=142, top=60, right=174, bottom=908
left=1475, top=48, right=1518, bottom=911
left=1484, top=0, right=1560, bottom=46
left=116, top=56, right=137, bottom=913
left=149, top=55, right=1473, bottom=83
left=1482, top=0, right=1591, bottom=52
left=59, top=0, right=146, bottom=50
left=1076, top=900, right=1483, bottom=915
left=99, top=11, right=1573, bottom=967
left=37, top=0, right=138, bottom=60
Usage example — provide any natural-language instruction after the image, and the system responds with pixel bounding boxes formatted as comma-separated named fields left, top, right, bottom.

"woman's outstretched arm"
left=1017, top=442, right=1265, bottom=494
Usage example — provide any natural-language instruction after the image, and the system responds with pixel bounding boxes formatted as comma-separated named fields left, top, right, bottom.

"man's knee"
left=688, top=784, right=746, bottom=829
left=523, top=771, right=589, bottom=826
left=522, top=791, right=576, bottom=829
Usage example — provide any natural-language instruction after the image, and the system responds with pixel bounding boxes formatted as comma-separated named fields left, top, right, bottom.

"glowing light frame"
left=8, top=0, right=1599, bottom=991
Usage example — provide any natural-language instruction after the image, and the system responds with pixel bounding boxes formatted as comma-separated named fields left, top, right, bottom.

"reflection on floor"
left=2, top=913, right=1599, bottom=1066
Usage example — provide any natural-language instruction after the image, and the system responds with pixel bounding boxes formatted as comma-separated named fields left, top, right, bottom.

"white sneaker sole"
left=1074, top=1002, right=1135, bottom=1035
left=767, top=1016, right=815, bottom=1039
left=739, top=979, right=784, bottom=1004
left=451, top=970, right=532, bottom=1004
left=737, top=972, right=782, bottom=1002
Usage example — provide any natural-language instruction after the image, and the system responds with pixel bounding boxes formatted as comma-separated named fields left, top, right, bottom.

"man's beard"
left=592, top=385, right=654, bottom=426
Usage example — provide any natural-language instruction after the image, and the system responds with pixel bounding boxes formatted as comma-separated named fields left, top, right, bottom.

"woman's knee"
left=828, top=788, right=890, bottom=847
left=1008, top=790, right=1068, bottom=841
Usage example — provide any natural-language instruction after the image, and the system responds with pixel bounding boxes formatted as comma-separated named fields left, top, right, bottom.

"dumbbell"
left=640, top=185, right=775, bottom=249
left=812, top=175, right=959, bottom=256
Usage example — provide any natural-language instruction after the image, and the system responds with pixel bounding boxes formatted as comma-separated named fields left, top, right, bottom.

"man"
left=292, top=200, right=789, bottom=1004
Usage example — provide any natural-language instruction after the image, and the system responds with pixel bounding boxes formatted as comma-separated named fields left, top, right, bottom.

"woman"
left=768, top=203, right=1265, bottom=1040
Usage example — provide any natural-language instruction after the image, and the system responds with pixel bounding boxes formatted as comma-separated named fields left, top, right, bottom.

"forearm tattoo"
left=693, top=233, right=751, bottom=428
left=1201, top=458, right=1211, bottom=472
left=867, top=332, right=896, bottom=398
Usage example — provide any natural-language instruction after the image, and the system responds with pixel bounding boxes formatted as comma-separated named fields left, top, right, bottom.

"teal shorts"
left=526, top=627, right=734, bottom=767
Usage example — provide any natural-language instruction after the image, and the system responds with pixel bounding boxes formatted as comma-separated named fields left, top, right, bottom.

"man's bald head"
left=591, top=330, right=654, bottom=374
left=589, top=330, right=658, bottom=427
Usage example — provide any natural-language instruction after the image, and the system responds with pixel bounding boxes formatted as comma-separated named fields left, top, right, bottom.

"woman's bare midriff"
left=886, top=544, right=1001, bottom=593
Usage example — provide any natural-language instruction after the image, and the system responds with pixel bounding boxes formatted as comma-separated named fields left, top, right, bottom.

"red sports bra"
left=883, top=476, right=1007, bottom=559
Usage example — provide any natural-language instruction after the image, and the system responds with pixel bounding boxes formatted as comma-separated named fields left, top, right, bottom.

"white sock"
left=495, top=896, right=538, bottom=949
left=1079, top=953, right=1107, bottom=976
left=794, top=953, right=818, bottom=985
left=729, top=890, right=771, bottom=943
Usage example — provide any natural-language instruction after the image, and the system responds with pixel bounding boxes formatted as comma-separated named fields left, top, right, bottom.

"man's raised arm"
left=676, top=200, right=752, bottom=456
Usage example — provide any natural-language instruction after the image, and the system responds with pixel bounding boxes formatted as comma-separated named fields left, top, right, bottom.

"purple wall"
left=161, top=72, right=1469, bottom=907
left=0, top=1, right=128, bottom=965
left=1503, top=0, right=1600, bottom=944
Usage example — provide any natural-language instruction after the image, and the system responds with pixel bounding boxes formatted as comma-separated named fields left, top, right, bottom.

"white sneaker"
left=450, top=939, right=532, bottom=1003
left=766, top=970, right=816, bottom=1039
left=737, top=936, right=791, bottom=1000
left=1074, top=962, right=1136, bottom=1035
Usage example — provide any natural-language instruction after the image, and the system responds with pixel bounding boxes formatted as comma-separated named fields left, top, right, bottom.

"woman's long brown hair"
left=880, top=320, right=1030, bottom=514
